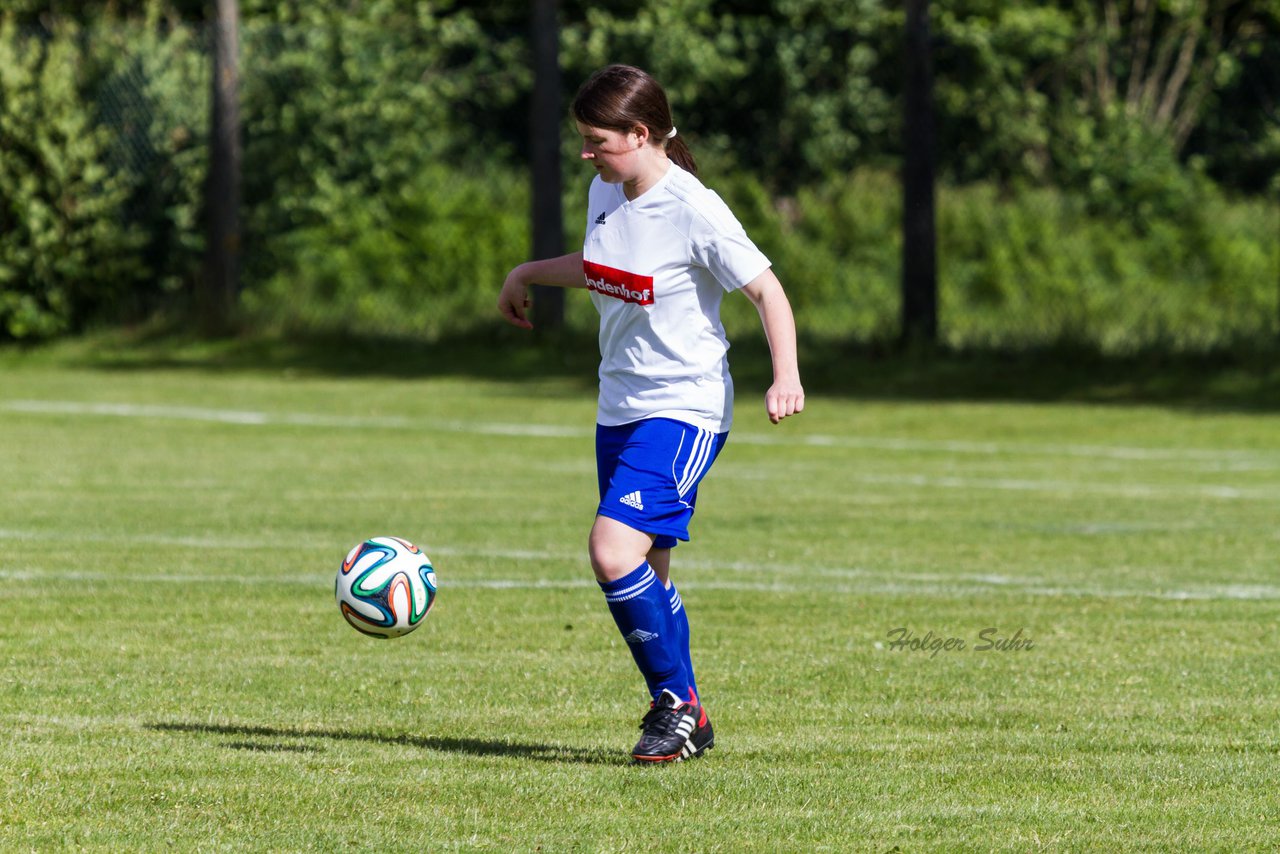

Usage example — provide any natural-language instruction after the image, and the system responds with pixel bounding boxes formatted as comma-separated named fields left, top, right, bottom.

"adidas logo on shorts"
left=619, top=490, right=644, bottom=510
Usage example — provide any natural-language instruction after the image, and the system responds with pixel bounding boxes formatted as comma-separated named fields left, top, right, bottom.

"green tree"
left=88, top=2, right=209, bottom=312
left=560, top=0, right=898, bottom=188
left=924, top=0, right=1278, bottom=218
left=0, top=14, right=146, bottom=339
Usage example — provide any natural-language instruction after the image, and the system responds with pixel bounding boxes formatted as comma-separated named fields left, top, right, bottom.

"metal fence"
left=14, top=21, right=1280, bottom=353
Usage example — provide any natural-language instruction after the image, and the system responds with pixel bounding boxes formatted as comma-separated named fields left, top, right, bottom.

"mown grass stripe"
left=4, top=398, right=1276, bottom=463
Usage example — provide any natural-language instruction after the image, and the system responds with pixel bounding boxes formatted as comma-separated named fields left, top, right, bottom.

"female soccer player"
left=498, top=64, right=804, bottom=762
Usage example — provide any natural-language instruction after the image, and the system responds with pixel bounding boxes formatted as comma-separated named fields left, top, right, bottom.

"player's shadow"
left=147, top=721, right=622, bottom=765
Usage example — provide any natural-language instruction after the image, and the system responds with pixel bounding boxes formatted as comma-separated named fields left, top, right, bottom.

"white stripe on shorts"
left=675, top=427, right=715, bottom=498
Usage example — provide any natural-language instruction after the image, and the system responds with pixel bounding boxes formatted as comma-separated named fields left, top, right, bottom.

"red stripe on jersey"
left=583, top=260, right=655, bottom=306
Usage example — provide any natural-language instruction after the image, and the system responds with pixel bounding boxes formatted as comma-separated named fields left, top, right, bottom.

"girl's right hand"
left=498, top=269, right=533, bottom=330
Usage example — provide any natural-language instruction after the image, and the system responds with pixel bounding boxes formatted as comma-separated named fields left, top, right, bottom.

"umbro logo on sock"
left=595, top=211, right=607, bottom=225
left=619, top=491, right=644, bottom=510
left=623, top=628, right=659, bottom=644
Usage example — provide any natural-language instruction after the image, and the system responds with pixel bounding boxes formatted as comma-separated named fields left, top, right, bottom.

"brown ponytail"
left=664, top=134, right=697, bottom=176
left=571, top=65, right=698, bottom=177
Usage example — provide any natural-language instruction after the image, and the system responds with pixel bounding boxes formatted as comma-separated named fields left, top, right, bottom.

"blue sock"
left=666, top=581, right=699, bottom=700
left=599, top=562, right=690, bottom=701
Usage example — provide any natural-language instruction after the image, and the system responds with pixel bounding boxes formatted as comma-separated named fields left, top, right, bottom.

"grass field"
left=2, top=339, right=1278, bottom=851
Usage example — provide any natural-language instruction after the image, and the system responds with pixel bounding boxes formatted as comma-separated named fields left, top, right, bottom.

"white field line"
left=818, top=472, right=1278, bottom=501
left=737, top=431, right=1280, bottom=464
left=0, top=527, right=582, bottom=560
left=538, top=457, right=1280, bottom=501
left=3, top=398, right=1277, bottom=464
left=0, top=566, right=1276, bottom=601
left=0, top=399, right=585, bottom=438
left=0, top=529, right=1276, bottom=601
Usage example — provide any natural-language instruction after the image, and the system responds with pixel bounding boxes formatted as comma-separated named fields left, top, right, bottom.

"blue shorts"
left=596, top=418, right=729, bottom=549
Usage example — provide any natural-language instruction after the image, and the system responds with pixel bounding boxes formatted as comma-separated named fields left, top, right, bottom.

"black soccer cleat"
left=681, top=693, right=714, bottom=760
left=632, top=688, right=712, bottom=763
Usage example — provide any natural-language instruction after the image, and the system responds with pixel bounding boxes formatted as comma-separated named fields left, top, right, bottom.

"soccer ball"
left=336, top=536, right=438, bottom=638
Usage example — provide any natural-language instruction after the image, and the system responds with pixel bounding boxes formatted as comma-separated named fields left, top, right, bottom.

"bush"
left=0, top=17, right=146, bottom=339
left=938, top=180, right=1279, bottom=353
left=88, top=9, right=209, bottom=307
left=704, top=169, right=903, bottom=343
left=2, top=5, right=1274, bottom=356
left=523, top=167, right=1279, bottom=356
left=242, top=163, right=530, bottom=340
left=237, top=4, right=474, bottom=291
left=703, top=168, right=1277, bottom=355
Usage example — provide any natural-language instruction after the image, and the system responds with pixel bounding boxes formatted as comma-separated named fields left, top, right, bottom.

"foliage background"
left=0, top=0, right=1277, bottom=351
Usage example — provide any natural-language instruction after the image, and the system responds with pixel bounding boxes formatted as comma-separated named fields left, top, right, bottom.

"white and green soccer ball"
left=336, top=536, right=438, bottom=638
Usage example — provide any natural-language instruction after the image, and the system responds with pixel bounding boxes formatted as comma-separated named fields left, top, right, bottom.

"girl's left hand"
left=765, top=379, right=805, bottom=424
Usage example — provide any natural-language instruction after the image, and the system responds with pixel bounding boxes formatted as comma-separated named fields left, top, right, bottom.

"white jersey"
left=582, top=163, right=770, bottom=433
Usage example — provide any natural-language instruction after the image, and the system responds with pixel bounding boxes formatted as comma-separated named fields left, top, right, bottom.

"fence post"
left=202, top=0, right=241, bottom=336
left=901, top=0, right=938, bottom=347
left=530, top=0, right=565, bottom=333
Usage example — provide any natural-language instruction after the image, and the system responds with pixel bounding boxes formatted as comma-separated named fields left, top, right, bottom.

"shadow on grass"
left=147, top=720, right=624, bottom=765
left=17, top=321, right=1280, bottom=411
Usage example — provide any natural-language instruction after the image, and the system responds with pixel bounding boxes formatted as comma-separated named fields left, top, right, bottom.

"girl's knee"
left=588, top=516, right=653, bottom=582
